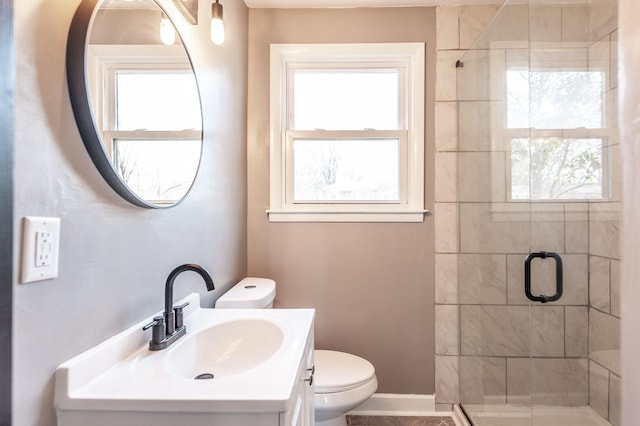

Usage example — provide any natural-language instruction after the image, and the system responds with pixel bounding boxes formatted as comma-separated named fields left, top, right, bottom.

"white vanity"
left=55, top=293, right=315, bottom=426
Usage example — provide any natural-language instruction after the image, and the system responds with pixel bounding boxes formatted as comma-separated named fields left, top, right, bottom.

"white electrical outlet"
left=21, top=216, right=61, bottom=283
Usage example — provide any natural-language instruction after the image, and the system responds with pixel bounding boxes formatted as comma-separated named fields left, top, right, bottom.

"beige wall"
left=247, top=8, right=437, bottom=394
left=13, top=0, right=248, bottom=424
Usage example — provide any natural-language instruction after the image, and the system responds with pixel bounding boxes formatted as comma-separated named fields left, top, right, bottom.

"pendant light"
left=211, top=0, right=224, bottom=45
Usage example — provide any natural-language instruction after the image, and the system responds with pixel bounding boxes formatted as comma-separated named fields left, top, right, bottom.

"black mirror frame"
left=66, top=0, right=203, bottom=209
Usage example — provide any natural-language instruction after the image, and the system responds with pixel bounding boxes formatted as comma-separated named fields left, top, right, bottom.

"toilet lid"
left=313, top=350, right=376, bottom=394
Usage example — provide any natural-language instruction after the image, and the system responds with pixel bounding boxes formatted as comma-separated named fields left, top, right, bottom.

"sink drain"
left=194, top=373, right=214, bottom=380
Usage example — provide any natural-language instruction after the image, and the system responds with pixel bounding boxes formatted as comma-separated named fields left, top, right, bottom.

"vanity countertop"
left=55, top=293, right=315, bottom=414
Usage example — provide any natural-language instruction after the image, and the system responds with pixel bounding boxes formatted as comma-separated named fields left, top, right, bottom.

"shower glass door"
left=455, top=0, right=620, bottom=425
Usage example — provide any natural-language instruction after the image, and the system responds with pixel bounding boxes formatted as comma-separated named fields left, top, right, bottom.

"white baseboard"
left=347, top=393, right=440, bottom=416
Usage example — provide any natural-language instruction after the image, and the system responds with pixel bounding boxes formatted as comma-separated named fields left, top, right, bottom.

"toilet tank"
left=215, top=277, right=276, bottom=309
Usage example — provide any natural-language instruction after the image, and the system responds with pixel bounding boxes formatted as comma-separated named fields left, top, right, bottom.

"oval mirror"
left=67, top=0, right=203, bottom=208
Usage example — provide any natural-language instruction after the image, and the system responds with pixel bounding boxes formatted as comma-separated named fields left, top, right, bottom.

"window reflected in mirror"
left=105, top=67, right=201, bottom=205
left=113, top=138, right=201, bottom=203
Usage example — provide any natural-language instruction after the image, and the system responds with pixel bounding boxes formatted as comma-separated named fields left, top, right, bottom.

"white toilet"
left=215, top=277, right=378, bottom=426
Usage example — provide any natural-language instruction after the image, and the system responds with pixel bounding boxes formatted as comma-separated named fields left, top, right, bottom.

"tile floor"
left=346, top=415, right=456, bottom=426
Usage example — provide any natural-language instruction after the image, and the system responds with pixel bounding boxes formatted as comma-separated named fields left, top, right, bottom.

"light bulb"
left=211, top=1, right=224, bottom=45
left=211, top=18, right=225, bottom=45
left=160, top=17, right=176, bottom=45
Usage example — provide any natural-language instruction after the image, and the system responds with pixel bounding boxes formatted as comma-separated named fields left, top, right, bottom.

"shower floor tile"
left=346, top=415, right=456, bottom=426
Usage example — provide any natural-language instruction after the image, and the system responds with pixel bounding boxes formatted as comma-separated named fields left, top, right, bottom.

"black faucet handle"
left=143, top=316, right=165, bottom=345
left=174, top=302, right=190, bottom=329
left=142, top=316, right=164, bottom=330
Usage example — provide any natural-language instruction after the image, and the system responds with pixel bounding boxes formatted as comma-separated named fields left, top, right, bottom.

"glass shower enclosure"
left=454, top=0, right=620, bottom=425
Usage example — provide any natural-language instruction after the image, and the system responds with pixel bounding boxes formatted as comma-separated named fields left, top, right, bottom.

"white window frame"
left=501, top=48, right=610, bottom=202
left=87, top=45, right=195, bottom=132
left=87, top=45, right=201, bottom=205
left=268, top=43, right=426, bottom=223
left=87, top=45, right=201, bottom=148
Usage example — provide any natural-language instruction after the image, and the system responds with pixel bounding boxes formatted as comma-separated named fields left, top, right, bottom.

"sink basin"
left=166, top=319, right=284, bottom=380
left=55, top=292, right=315, bottom=419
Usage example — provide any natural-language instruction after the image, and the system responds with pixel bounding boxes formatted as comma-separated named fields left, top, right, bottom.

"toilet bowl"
left=313, top=349, right=378, bottom=426
left=215, top=278, right=378, bottom=426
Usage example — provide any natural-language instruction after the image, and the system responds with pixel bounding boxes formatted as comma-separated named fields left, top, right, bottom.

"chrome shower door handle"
left=524, top=251, right=563, bottom=303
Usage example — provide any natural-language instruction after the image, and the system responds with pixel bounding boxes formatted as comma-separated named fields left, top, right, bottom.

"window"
left=88, top=45, right=201, bottom=205
left=269, top=43, right=426, bottom=222
left=506, top=68, right=607, bottom=201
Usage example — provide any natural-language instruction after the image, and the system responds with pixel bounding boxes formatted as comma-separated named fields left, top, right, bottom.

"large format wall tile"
left=589, top=255, right=611, bottom=312
left=459, top=356, right=506, bottom=404
left=589, top=308, right=620, bottom=374
left=565, top=203, right=589, bottom=253
left=589, top=0, right=618, bottom=43
left=458, top=152, right=506, bottom=202
left=436, top=305, right=459, bottom=356
left=610, top=373, right=621, bottom=426
left=436, top=254, right=458, bottom=304
left=458, top=254, right=507, bottom=304
left=437, top=6, right=460, bottom=50
left=561, top=4, right=590, bottom=47
left=460, top=203, right=530, bottom=253
left=435, top=203, right=459, bottom=253
left=435, top=102, right=458, bottom=152
left=462, top=4, right=528, bottom=50
left=435, top=355, right=459, bottom=404
left=531, top=306, right=564, bottom=357
left=508, top=358, right=590, bottom=406
left=610, top=259, right=620, bottom=317
left=437, top=50, right=463, bottom=101
left=530, top=5, right=562, bottom=48
left=590, top=361, right=610, bottom=419
left=531, top=204, right=566, bottom=253
left=589, top=202, right=620, bottom=259
left=456, top=49, right=505, bottom=102
left=435, top=152, right=458, bottom=202
left=566, top=306, right=589, bottom=357
left=459, top=5, right=501, bottom=50
left=506, top=358, right=531, bottom=405
left=458, top=101, right=504, bottom=152
left=608, top=138, right=622, bottom=202
left=531, top=358, right=589, bottom=406
left=461, top=305, right=530, bottom=356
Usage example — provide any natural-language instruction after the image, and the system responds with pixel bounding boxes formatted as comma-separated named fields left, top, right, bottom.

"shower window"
left=506, top=69, right=607, bottom=201
left=510, top=136, right=606, bottom=200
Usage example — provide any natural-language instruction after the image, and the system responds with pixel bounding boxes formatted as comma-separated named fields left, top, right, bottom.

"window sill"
left=266, top=210, right=429, bottom=223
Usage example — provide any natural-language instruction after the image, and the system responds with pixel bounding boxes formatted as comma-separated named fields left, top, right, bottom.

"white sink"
left=166, top=318, right=284, bottom=380
left=55, top=293, right=315, bottom=419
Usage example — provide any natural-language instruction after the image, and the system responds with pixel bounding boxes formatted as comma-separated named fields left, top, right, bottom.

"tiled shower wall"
left=433, top=1, right=620, bottom=423
left=587, top=1, right=620, bottom=423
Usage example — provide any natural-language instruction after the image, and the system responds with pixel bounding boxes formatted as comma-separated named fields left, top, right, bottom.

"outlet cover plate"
left=21, top=216, right=61, bottom=283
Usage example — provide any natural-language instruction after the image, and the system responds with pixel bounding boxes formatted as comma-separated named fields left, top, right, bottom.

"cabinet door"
left=281, top=329, right=315, bottom=426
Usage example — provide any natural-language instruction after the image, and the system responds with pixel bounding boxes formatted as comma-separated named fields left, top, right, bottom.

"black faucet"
left=143, top=264, right=215, bottom=351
